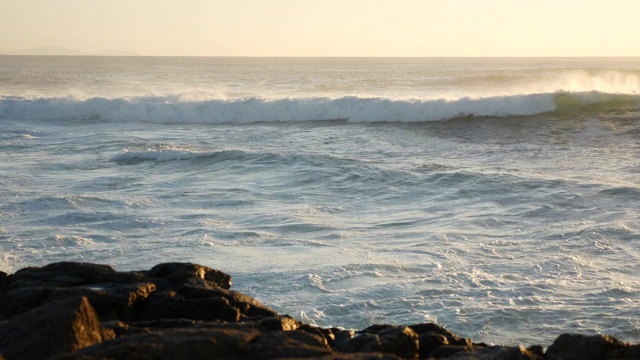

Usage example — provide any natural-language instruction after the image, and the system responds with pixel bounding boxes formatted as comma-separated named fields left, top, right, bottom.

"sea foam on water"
left=1, top=56, right=639, bottom=346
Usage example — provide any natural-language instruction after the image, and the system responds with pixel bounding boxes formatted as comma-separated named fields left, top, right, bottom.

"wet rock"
left=440, top=345, right=543, bottom=360
left=140, top=289, right=240, bottom=322
left=136, top=290, right=183, bottom=320
left=183, top=295, right=243, bottom=322
left=179, top=281, right=278, bottom=319
left=137, top=285, right=276, bottom=323
left=290, top=355, right=402, bottom=360
left=428, top=344, right=488, bottom=359
left=9, top=262, right=145, bottom=289
left=259, top=315, right=302, bottom=332
left=334, top=329, right=357, bottom=343
left=545, top=333, right=632, bottom=360
left=409, top=323, right=472, bottom=345
left=145, top=262, right=232, bottom=289
left=253, top=328, right=333, bottom=358
left=408, top=323, right=472, bottom=357
left=0, top=282, right=156, bottom=321
left=298, top=323, right=337, bottom=345
left=54, top=327, right=334, bottom=360
left=111, top=319, right=215, bottom=335
left=117, top=315, right=303, bottom=336
left=0, top=296, right=112, bottom=360
left=101, top=319, right=146, bottom=338
left=336, top=325, right=420, bottom=359
left=52, top=328, right=259, bottom=360
left=51, top=282, right=157, bottom=320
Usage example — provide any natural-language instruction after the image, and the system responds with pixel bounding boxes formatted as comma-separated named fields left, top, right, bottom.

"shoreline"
left=1, top=262, right=638, bottom=360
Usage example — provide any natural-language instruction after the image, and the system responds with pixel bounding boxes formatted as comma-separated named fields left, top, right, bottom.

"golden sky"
left=1, top=0, right=639, bottom=56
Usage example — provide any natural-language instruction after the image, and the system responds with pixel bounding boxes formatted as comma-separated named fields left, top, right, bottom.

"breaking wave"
left=1, top=91, right=639, bottom=124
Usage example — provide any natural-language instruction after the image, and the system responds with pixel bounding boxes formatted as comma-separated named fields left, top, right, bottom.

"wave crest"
left=2, top=92, right=638, bottom=124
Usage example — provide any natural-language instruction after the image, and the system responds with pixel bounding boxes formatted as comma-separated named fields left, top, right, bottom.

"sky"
left=1, top=0, right=639, bottom=57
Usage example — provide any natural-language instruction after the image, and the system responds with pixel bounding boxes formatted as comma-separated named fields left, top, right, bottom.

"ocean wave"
left=112, top=145, right=247, bottom=163
left=2, top=91, right=639, bottom=124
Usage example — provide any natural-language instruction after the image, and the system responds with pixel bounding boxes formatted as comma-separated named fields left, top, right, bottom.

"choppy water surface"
left=1, top=56, right=639, bottom=345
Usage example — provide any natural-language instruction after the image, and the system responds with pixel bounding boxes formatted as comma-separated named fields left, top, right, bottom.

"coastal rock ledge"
left=0, top=262, right=638, bottom=360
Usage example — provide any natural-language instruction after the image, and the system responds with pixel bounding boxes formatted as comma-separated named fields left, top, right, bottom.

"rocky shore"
left=0, top=262, right=638, bottom=359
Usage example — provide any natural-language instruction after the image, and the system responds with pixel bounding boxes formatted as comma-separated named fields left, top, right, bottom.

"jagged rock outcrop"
left=545, top=333, right=640, bottom=360
left=0, top=261, right=637, bottom=359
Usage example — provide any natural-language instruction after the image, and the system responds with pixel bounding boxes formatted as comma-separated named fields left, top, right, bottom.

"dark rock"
left=288, top=355, right=402, bottom=360
left=441, top=345, right=543, bottom=359
left=0, top=282, right=156, bottom=321
left=137, top=283, right=278, bottom=323
left=419, top=333, right=450, bottom=356
left=54, top=327, right=334, bottom=360
left=52, top=328, right=258, bottom=360
left=0, top=286, right=53, bottom=319
left=145, top=262, right=232, bottom=289
left=137, top=289, right=242, bottom=322
left=219, top=288, right=279, bottom=319
left=528, top=345, right=544, bottom=357
left=252, top=328, right=333, bottom=358
left=9, top=262, right=146, bottom=289
left=50, top=282, right=157, bottom=320
left=545, top=333, right=632, bottom=360
left=375, top=327, right=420, bottom=359
left=334, top=329, right=357, bottom=343
left=409, top=322, right=472, bottom=345
left=406, top=322, right=475, bottom=358
left=115, top=319, right=217, bottom=334
left=101, top=320, right=147, bottom=338
left=336, top=333, right=380, bottom=352
left=336, top=325, right=420, bottom=359
left=427, top=345, right=476, bottom=358
left=0, top=296, right=113, bottom=360
left=0, top=271, right=9, bottom=291
left=298, top=323, right=337, bottom=345
left=137, top=290, right=183, bottom=320
left=108, top=318, right=278, bottom=338
left=182, top=295, right=241, bottom=322
left=361, top=324, right=396, bottom=333
left=118, top=316, right=302, bottom=336
left=259, top=315, right=302, bottom=332
left=622, top=344, right=640, bottom=358
left=179, top=282, right=278, bottom=319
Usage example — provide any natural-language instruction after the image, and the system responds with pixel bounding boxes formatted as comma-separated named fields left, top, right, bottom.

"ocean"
left=1, top=56, right=639, bottom=346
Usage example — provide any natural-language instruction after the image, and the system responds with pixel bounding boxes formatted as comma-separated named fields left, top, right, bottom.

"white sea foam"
left=3, top=57, right=640, bottom=347
left=0, top=93, right=561, bottom=123
left=3, top=91, right=638, bottom=124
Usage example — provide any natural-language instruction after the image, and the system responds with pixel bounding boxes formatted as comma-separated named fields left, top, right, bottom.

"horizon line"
left=2, top=54, right=640, bottom=59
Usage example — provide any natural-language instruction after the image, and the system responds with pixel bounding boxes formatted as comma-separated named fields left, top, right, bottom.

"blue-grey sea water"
left=1, top=56, right=639, bottom=345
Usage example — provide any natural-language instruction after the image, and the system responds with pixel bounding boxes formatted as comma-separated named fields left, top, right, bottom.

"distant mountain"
left=1, top=45, right=138, bottom=56
left=96, top=49, right=139, bottom=56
